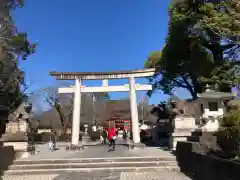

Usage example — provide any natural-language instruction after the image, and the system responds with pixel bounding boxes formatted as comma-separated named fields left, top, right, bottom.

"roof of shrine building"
left=197, top=90, right=235, bottom=99
left=49, top=68, right=155, bottom=80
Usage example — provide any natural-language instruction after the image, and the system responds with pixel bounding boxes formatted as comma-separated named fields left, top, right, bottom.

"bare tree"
left=138, top=95, right=150, bottom=121
left=42, top=85, right=73, bottom=135
left=39, top=84, right=110, bottom=133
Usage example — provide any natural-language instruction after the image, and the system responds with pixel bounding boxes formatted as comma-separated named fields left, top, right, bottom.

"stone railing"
left=175, top=141, right=240, bottom=180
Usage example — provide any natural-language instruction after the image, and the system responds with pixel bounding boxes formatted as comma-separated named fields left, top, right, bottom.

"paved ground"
left=1, top=174, right=59, bottom=180
left=1, top=140, right=192, bottom=179
left=52, top=171, right=191, bottom=180
left=19, top=140, right=173, bottom=160
left=2, top=171, right=191, bottom=180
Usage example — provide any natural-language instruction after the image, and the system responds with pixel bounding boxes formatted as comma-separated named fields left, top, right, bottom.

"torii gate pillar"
left=129, top=76, right=140, bottom=144
left=71, top=78, right=82, bottom=147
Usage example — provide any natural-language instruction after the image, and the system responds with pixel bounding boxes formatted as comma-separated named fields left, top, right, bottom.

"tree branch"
left=171, top=78, right=188, bottom=88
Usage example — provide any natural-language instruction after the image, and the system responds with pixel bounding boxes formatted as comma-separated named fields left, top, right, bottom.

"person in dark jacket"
left=102, top=128, right=108, bottom=144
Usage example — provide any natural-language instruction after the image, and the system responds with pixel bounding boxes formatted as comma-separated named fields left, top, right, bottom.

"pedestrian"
left=49, top=129, right=57, bottom=151
left=123, top=129, right=127, bottom=140
left=108, top=126, right=116, bottom=152
left=102, top=128, right=108, bottom=144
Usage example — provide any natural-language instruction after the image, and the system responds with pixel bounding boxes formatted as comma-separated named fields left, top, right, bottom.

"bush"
left=220, top=106, right=240, bottom=127
left=215, top=127, right=240, bottom=158
left=215, top=106, right=240, bottom=158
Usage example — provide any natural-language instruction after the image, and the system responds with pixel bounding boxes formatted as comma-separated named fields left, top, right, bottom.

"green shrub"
left=216, top=127, right=240, bottom=158
left=220, top=106, right=240, bottom=127
left=216, top=105, right=240, bottom=158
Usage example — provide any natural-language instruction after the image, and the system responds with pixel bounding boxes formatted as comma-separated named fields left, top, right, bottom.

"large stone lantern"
left=196, top=85, right=235, bottom=131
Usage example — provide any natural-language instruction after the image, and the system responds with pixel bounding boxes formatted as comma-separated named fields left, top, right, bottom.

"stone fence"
left=176, top=141, right=240, bottom=180
left=0, top=146, right=15, bottom=175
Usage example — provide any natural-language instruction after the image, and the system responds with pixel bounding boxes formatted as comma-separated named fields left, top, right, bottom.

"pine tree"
left=0, top=0, right=36, bottom=136
left=145, top=0, right=240, bottom=98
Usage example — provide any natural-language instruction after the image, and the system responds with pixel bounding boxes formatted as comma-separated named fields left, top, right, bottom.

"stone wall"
left=0, top=146, right=15, bottom=175
left=176, top=141, right=240, bottom=180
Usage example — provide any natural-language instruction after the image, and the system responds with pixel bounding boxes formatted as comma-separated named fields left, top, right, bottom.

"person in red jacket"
left=108, top=126, right=116, bottom=151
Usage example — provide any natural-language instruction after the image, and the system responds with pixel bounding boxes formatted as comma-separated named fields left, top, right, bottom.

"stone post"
left=129, top=76, right=141, bottom=145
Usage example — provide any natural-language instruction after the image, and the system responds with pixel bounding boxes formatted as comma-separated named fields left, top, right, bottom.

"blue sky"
left=13, top=0, right=190, bottom=105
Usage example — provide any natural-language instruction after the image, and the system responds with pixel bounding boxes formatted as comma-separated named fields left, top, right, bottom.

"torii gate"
left=50, top=68, right=155, bottom=149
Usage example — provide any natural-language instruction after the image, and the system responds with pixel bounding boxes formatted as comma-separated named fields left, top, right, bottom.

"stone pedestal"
left=81, top=134, right=91, bottom=144
left=169, top=116, right=197, bottom=150
left=3, top=141, right=36, bottom=158
left=172, top=116, right=197, bottom=129
left=169, top=130, right=192, bottom=150
left=1, top=120, right=36, bottom=158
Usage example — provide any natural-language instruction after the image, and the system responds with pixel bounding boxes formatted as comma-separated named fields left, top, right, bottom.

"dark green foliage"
left=0, top=0, right=37, bottom=136
left=215, top=106, right=240, bottom=158
left=0, top=0, right=37, bottom=105
left=145, top=0, right=240, bottom=98
left=215, top=127, right=240, bottom=158
left=220, top=105, right=240, bottom=127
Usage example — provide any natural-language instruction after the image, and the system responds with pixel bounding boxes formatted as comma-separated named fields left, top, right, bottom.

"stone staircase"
left=4, top=156, right=179, bottom=175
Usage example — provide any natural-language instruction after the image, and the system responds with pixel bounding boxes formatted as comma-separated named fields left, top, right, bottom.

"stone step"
left=13, top=156, right=176, bottom=165
left=9, top=161, right=178, bottom=170
left=4, top=156, right=179, bottom=175
left=4, top=166, right=180, bottom=175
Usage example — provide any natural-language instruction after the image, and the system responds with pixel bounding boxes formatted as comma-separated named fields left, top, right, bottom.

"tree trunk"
left=55, top=106, right=66, bottom=135
left=207, top=29, right=224, bottom=65
left=189, top=72, right=202, bottom=94
left=181, top=74, right=197, bottom=99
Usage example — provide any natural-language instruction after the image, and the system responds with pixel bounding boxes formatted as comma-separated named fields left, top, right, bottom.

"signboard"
left=124, top=120, right=130, bottom=129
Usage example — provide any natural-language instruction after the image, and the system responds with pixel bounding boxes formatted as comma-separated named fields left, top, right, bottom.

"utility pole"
left=141, top=94, right=144, bottom=124
left=92, top=93, right=96, bottom=125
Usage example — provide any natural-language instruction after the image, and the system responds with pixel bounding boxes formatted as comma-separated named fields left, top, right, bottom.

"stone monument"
left=81, top=124, right=91, bottom=144
left=169, top=112, right=197, bottom=150
left=1, top=102, right=36, bottom=158
left=168, top=99, right=199, bottom=150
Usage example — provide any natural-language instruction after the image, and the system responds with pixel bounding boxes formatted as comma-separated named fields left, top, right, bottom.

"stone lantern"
left=196, top=85, right=235, bottom=131
left=81, top=124, right=91, bottom=145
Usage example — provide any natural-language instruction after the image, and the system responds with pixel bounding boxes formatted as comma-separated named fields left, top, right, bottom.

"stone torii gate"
left=50, top=68, right=155, bottom=149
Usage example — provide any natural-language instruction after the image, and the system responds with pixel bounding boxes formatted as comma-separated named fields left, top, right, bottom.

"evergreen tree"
left=0, top=0, right=37, bottom=136
left=145, top=0, right=240, bottom=98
